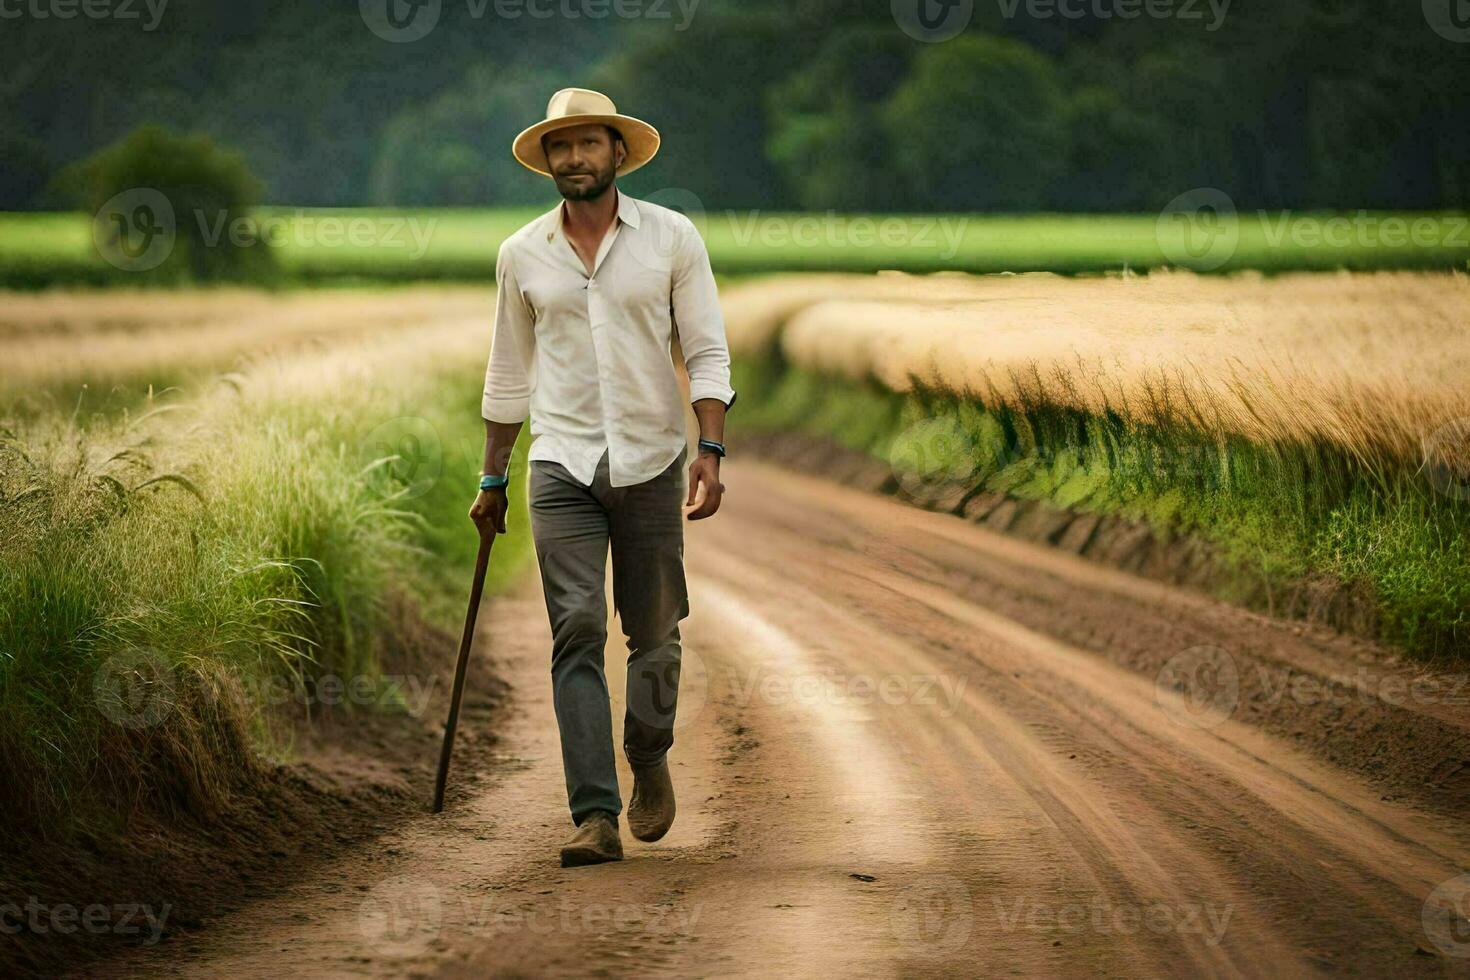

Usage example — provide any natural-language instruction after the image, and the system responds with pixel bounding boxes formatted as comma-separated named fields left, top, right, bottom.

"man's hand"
left=685, top=452, right=724, bottom=520
left=469, top=487, right=509, bottom=535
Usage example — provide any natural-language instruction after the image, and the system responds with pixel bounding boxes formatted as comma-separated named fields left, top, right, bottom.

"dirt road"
left=99, top=460, right=1470, bottom=978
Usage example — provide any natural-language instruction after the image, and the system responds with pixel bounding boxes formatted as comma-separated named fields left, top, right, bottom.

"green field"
left=2, top=207, right=1467, bottom=287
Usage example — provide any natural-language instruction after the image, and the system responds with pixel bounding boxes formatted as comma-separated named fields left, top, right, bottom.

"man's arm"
left=470, top=245, right=535, bottom=534
left=670, top=217, right=735, bottom=520
left=470, top=418, right=523, bottom=534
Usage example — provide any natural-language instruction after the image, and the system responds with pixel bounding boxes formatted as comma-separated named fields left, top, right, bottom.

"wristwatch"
left=479, top=472, right=509, bottom=491
left=697, top=438, right=726, bottom=458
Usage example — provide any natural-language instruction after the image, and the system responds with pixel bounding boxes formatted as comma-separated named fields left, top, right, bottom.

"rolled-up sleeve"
left=482, top=244, right=536, bottom=423
left=671, top=218, right=737, bottom=411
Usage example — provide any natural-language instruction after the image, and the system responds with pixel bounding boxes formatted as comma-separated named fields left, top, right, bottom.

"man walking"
left=469, top=88, right=735, bottom=867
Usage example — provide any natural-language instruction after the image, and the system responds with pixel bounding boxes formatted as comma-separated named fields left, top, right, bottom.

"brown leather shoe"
left=627, top=759, right=676, bottom=842
left=560, top=811, right=623, bottom=868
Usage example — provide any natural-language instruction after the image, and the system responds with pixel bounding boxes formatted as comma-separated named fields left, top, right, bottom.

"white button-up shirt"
left=481, top=188, right=736, bottom=488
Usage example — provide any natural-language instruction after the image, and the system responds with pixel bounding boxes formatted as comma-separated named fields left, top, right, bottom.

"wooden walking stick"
left=432, top=525, right=497, bottom=813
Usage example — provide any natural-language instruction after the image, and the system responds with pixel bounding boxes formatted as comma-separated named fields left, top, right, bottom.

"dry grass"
left=724, top=270, right=1470, bottom=658
left=724, top=270, right=1470, bottom=472
left=0, top=287, right=496, bottom=403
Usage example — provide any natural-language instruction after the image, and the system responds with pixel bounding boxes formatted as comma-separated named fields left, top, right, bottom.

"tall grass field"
left=0, top=291, right=531, bottom=837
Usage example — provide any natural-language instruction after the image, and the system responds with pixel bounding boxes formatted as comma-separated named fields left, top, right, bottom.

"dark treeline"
left=3, top=0, right=1467, bottom=212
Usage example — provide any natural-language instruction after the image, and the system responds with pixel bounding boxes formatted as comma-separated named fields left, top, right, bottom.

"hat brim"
left=512, top=114, right=661, bottom=179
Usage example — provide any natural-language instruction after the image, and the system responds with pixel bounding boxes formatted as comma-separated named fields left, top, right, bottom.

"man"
left=469, top=88, right=735, bottom=868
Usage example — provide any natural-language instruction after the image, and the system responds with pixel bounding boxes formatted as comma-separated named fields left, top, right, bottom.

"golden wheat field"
left=6, top=273, right=1468, bottom=474
left=722, top=270, right=1470, bottom=470
left=0, top=287, right=495, bottom=403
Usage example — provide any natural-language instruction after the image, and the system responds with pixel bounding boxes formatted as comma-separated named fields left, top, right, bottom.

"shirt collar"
left=544, top=186, right=640, bottom=242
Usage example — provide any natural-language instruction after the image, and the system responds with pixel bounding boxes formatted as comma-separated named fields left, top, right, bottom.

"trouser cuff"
left=624, top=746, right=668, bottom=770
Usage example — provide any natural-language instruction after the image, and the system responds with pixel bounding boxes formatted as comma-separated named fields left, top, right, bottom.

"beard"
left=553, top=160, right=616, bottom=202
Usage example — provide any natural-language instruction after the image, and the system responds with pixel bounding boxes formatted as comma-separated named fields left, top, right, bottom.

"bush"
left=55, top=125, right=275, bottom=283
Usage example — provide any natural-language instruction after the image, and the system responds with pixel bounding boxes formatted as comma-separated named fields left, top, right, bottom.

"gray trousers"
left=528, top=445, right=689, bottom=825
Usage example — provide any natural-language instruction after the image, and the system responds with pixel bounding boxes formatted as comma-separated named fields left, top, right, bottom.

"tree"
left=0, top=133, right=49, bottom=209
left=369, top=67, right=563, bottom=207
left=588, top=9, right=815, bottom=209
left=765, top=27, right=914, bottom=211
left=881, top=35, right=1070, bottom=212
left=1056, top=86, right=1164, bottom=212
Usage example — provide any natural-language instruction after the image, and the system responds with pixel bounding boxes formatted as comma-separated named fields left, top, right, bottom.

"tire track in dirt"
left=677, top=460, right=1470, bottom=976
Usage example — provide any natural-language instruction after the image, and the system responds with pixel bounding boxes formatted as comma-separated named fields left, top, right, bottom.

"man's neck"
left=561, top=185, right=618, bottom=235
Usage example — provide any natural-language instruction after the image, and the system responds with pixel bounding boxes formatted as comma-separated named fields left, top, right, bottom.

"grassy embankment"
left=0, top=292, right=530, bottom=837
left=1, top=207, right=1467, bottom=287
left=723, top=272, right=1470, bottom=659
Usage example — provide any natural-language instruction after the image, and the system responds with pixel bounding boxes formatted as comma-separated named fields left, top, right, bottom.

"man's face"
left=543, top=124, right=623, bottom=202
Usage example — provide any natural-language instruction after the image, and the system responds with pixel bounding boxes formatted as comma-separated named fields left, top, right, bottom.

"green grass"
left=732, top=353, right=1470, bottom=660
left=0, top=351, right=532, bottom=835
left=3, top=207, right=1467, bottom=288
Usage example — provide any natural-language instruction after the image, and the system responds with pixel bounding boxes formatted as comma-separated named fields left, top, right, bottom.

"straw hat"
left=512, top=88, right=661, bottom=178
